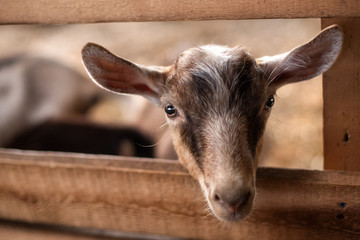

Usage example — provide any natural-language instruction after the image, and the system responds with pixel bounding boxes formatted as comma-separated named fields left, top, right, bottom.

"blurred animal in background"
left=0, top=55, right=98, bottom=146
left=82, top=25, right=343, bottom=221
left=0, top=55, right=156, bottom=158
left=6, top=118, right=154, bottom=158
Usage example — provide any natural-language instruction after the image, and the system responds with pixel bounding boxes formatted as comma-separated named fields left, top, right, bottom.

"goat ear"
left=257, top=25, right=343, bottom=89
left=81, top=43, right=169, bottom=106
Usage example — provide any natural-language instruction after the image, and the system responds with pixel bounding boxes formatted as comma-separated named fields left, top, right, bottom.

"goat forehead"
left=177, top=45, right=233, bottom=70
left=170, top=45, right=265, bottom=115
left=176, top=45, right=258, bottom=86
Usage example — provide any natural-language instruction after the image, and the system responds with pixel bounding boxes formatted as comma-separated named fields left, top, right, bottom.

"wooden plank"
left=0, top=0, right=359, bottom=24
left=0, top=148, right=359, bottom=239
left=322, top=18, right=360, bottom=171
left=0, top=220, right=114, bottom=240
left=0, top=219, right=180, bottom=240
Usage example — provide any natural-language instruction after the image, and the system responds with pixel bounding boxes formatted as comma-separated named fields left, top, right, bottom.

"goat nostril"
left=214, top=190, right=252, bottom=213
left=240, top=191, right=251, bottom=207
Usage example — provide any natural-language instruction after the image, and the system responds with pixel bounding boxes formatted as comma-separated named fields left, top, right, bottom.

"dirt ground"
left=0, top=19, right=324, bottom=169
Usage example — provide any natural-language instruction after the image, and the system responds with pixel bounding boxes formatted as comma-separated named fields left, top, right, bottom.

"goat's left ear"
left=81, top=43, right=170, bottom=106
left=257, top=25, right=343, bottom=89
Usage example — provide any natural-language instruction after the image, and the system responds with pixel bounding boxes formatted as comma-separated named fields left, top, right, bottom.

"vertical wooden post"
left=322, top=18, right=360, bottom=171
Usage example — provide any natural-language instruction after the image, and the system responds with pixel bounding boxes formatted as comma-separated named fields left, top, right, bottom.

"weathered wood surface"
left=0, top=219, right=179, bottom=240
left=0, top=0, right=359, bottom=24
left=0, top=148, right=359, bottom=240
left=322, top=18, right=360, bottom=171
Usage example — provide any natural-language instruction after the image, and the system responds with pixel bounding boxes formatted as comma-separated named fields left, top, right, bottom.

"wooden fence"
left=0, top=1, right=359, bottom=239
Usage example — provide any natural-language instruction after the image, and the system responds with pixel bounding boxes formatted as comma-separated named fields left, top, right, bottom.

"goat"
left=0, top=55, right=99, bottom=146
left=6, top=118, right=154, bottom=158
left=81, top=25, right=343, bottom=222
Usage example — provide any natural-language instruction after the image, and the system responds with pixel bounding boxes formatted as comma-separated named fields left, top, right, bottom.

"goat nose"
left=213, top=190, right=251, bottom=214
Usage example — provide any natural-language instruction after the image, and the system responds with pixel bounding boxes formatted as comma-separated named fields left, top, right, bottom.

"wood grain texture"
left=0, top=221, right=114, bottom=240
left=322, top=18, right=360, bottom=171
left=0, top=0, right=359, bottom=24
left=0, top=148, right=359, bottom=240
left=0, top=219, right=178, bottom=240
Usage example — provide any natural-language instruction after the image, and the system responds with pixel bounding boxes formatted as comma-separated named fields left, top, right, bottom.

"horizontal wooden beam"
left=0, top=219, right=177, bottom=240
left=0, top=0, right=359, bottom=24
left=1, top=149, right=360, bottom=239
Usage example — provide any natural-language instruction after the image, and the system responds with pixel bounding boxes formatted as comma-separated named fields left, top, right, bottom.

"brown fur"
left=81, top=25, right=343, bottom=222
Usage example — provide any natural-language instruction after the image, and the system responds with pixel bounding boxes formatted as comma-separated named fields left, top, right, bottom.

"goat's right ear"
left=81, top=43, right=169, bottom=106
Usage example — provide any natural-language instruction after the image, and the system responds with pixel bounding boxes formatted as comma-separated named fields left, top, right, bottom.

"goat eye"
left=165, top=104, right=178, bottom=118
left=265, top=96, right=275, bottom=110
